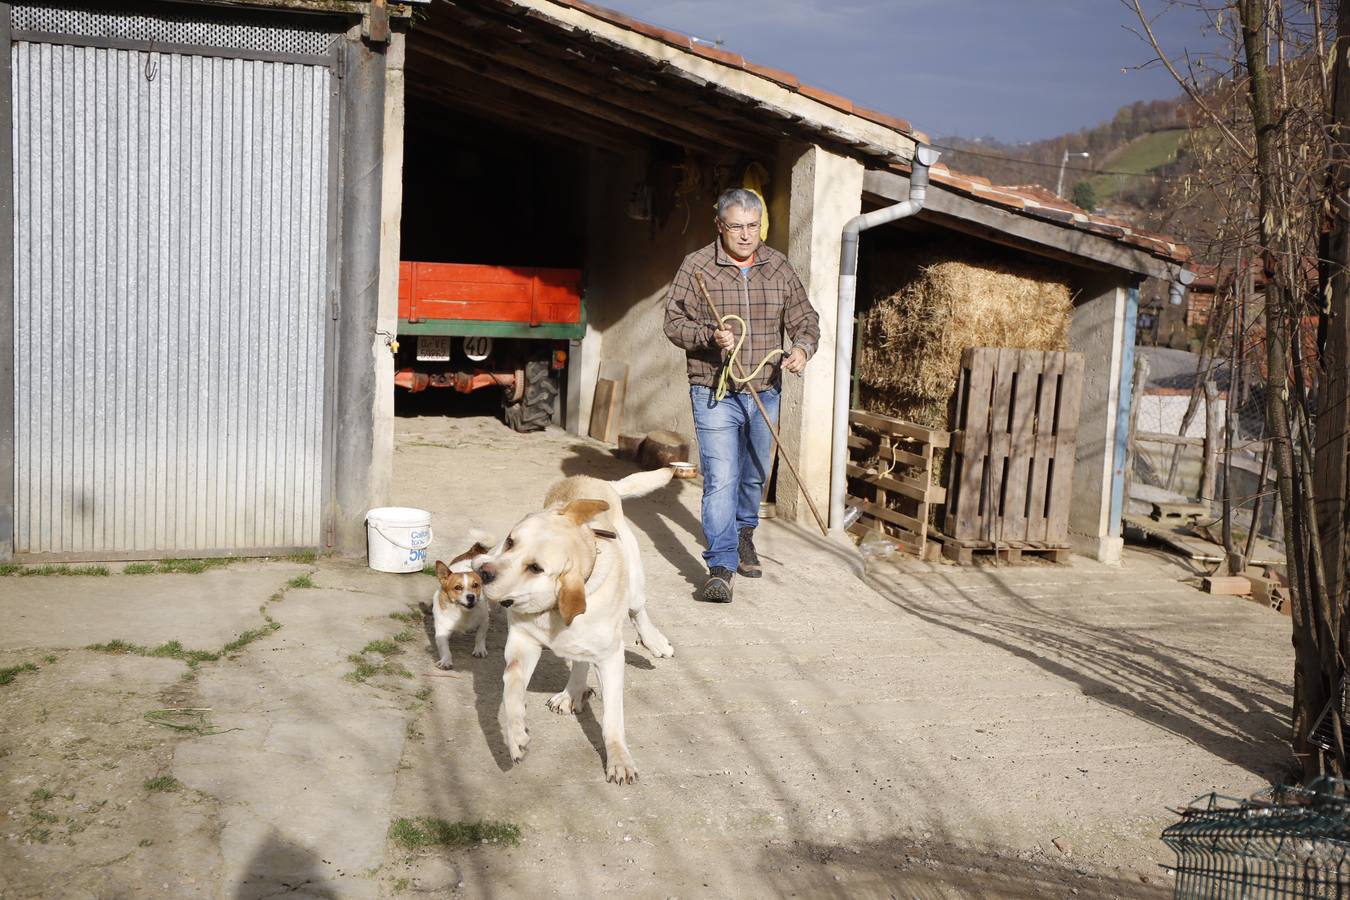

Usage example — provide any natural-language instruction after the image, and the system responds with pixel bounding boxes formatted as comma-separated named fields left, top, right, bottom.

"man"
left=663, top=188, right=819, bottom=603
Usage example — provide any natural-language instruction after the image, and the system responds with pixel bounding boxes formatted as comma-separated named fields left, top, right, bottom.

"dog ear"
left=434, top=560, right=450, bottom=579
left=558, top=565, right=587, bottom=626
left=560, top=499, right=609, bottom=527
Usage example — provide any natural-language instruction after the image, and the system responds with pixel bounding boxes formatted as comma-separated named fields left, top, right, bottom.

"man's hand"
left=713, top=324, right=736, bottom=352
left=782, top=347, right=808, bottom=375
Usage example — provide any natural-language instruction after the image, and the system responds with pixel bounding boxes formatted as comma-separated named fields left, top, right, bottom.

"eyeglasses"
left=719, top=221, right=761, bottom=236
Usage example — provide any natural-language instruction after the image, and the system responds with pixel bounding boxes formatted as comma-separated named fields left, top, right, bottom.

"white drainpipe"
left=829, top=144, right=941, bottom=532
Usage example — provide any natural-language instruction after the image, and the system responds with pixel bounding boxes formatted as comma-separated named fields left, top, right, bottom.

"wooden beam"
left=863, top=168, right=1180, bottom=280
left=407, top=34, right=766, bottom=156
left=404, top=66, right=645, bottom=152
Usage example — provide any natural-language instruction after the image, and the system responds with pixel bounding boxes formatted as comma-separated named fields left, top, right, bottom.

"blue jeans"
left=689, top=384, right=779, bottom=572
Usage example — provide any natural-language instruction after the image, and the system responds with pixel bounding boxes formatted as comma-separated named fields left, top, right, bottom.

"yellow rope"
left=714, top=313, right=785, bottom=401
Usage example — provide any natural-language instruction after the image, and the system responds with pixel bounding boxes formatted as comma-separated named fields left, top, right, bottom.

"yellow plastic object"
left=742, top=162, right=770, bottom=241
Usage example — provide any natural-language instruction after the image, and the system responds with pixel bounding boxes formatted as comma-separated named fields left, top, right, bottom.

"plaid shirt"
left=663, top=241, right=819, bottom=393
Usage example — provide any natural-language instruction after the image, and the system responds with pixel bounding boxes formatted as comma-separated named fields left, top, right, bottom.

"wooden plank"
left=1026, top=352, right=1064, bottom=543
left=846, top=464, right=945, bottom=504
left=597, top=361, right=629, bottom=444
left=986, top=347, right=1018, bottom=542
left=953, top=349, right=996, bottom=540
left=885, top=445, right=930, bottom=469
left=1046, top=353, right=1084, bottom=543
left=847, top=434, right=876, bottom=451
left=1002, top=349, right=1041, bottom=542
left=588, top=379, right=616, bottom=442
left=861, top=501, right=925, bottom=535
left=849, top=410, right=951, bottom=448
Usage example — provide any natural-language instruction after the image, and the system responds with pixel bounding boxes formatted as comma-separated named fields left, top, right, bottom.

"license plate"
left=416, top=335, right=451, bottom=362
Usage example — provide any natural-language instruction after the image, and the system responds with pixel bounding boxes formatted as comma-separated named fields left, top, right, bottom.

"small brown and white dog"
left=476, top=468, right=674, bottom=784
left=425, top=539, right=493, bottom=669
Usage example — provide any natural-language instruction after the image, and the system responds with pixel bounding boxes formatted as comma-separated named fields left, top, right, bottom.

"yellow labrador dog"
left=476, top=468, right=674, bottom=784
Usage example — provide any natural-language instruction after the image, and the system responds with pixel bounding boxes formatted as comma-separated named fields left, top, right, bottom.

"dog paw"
left=639, top=633, right=675, bottom=659
left=501, top=717, right=530, bottom=762
left=605, top=748, right=639, bottom=785
left=434, top=657, right=453, bottom=670
left=546, top=688, right=593, bottom=715
left=472, top=646, right=488, bottom=659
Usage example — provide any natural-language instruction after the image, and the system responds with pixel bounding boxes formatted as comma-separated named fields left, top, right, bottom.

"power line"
left=930, top=141, right=1186, bottom=181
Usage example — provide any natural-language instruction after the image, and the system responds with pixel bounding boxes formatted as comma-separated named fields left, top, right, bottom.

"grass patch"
left=0, top=563, right=19, bottom=576
left=29, top=787, right=53, bottom=803
left=22, top=826, right=51, bottom=844
left=346, top=653, right=412, bottom=684
left=43, top=654, right=56, bottom=664
left=282, top=550, right=317, bottom=563
left=143, top=775, right=180, bottom=793
left=17, top=564, right=109, bottom=577
left=221, top=622, right=281, bottom=654
left=414, top=687, right=432, bottom=701
left=143, top=708, right=238, bottom=737
left=362, top=639, right=400, bottom=657
left=392, top=630, right=413, bottom=643
left=121, top=562, right=158, bottom=575
left=156, top=557, right=233, bottom=575
left=389, top=608, right=422, bottom=626
left=0, top=662, right=39, bottom=686
left=421, top=564, right=437, bottom=576
left=286, top=574, right=314, bottom=590
left=138, top=838, right=154, bottom=847
left=388, top=817, right=521, bottom=850
left=87, top=639, right=219, bottom=667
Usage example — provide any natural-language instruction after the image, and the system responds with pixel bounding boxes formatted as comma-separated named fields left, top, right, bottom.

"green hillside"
left=1088, top=128, right=1187, bottom=204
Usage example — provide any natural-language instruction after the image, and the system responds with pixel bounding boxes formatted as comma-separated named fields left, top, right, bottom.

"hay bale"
left=859, top=249, right=1073, bottom=429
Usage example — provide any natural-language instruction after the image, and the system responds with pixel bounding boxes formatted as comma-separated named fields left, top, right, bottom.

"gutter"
left=828, top=144, right=941, bottom=532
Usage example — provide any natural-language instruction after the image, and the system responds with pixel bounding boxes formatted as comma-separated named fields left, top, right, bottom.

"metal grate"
left=11, top=2, right=337, bottom=56
left=1162, top=779, right=1350, bottom=898
left=1310, top=680, right=1349, bottom=753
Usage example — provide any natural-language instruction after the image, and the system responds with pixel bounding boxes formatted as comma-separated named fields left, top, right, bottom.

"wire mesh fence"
left=1161, top=778, right=1350, bottom=899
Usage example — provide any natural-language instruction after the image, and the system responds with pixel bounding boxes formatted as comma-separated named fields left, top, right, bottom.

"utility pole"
left=1056, top=149, right=1090, bottom=198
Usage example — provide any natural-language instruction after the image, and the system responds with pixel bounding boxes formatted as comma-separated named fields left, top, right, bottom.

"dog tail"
left=613, top=467, right=674, bottom=498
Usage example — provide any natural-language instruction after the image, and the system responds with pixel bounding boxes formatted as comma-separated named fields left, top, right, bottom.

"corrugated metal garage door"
left=9, top=14, right=338, bottom=557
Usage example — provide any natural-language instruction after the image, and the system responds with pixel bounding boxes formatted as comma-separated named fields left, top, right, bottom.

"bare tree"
left=1129, top=0, right=1344, bottom=775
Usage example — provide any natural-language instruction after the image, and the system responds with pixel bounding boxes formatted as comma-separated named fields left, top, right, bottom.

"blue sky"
left=594, top=0, right=1226, bottom=143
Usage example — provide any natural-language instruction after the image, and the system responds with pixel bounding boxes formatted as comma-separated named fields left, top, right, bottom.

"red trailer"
left=394, top=261, right=585, bottom=431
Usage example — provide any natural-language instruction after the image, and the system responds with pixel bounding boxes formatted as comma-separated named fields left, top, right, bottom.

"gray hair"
left=716, top=188, right=763, bottom=220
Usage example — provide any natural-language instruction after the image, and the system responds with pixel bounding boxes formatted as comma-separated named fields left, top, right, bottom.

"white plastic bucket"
left=366, top=507, right=433, bottom=573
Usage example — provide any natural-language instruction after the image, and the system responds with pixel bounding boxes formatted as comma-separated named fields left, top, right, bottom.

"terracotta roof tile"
left=797, top=82, right=854, bottom=114
left=544, top=0, right=907, bottom=137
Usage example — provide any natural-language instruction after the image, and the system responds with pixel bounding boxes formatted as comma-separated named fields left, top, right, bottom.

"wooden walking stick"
left=694, top=273, right=830, bottom=537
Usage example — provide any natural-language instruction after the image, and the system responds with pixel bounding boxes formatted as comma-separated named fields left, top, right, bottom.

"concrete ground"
left=0, top=415, right=1295, bottom=899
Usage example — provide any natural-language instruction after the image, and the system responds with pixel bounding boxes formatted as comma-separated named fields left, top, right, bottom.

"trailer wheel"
left=503, top=360, right=557, bottom=433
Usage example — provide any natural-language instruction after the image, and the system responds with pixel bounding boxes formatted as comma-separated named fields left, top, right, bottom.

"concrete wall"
left=1067, top=272, right=1126, bottom=563
left=574, top=148, right=718, bottom=443
left=776, top=144, right=863, bottom=525
left=371, top=32, right=405, bottom=510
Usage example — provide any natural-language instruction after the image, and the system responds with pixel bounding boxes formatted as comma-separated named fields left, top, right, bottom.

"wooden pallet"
left=846, top=410, right=948, bottom=558
left=935, top=536, right=1073, bottom=565
left=942, top=348, right=1085, bottom=548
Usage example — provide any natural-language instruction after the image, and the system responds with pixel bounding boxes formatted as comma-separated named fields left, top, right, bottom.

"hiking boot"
left=737, top=527, right=762, bottom=578
left=700, top=566, right=734, bottom=603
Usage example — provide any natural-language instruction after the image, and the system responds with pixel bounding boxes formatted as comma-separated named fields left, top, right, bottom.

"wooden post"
left=1122, top=354, right=1151, bottom=515
left=1201, top=380, right=1220, bottom=511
